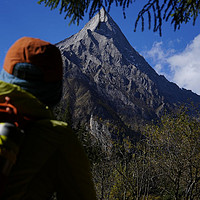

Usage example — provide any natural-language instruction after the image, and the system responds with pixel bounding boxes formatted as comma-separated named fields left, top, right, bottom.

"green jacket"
left=0, top=81, right=97, bottom=200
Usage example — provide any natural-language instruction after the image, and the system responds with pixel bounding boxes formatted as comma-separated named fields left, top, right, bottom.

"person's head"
left=0, top=37, right=63, bottom=107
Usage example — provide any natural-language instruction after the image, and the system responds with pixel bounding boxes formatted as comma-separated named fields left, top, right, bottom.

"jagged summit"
left=58, top=9, right=156, bottom=76
left=56, top=10, right=200, bottom=138
left=84, top=8, right=108, bottom=31
left=58, top=8, right=131, bottom=53
left=58, top=8, right=109, bottom=48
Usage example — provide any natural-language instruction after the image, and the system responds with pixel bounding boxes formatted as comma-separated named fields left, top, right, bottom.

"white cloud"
left=143, top=41, right=174, bottom=80
left=168, top=34, right=200, bottom=95
left=145, top=42, right=165, bottom=61
left=143, top=34, right=200, bottom=95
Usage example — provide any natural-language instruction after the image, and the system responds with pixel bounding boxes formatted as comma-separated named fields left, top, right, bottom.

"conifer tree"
left=38, top=0, right=200, bottom=35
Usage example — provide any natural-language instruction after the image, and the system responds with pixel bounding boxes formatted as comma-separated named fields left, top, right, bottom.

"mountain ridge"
left=56, top=9, right=200, bottom=138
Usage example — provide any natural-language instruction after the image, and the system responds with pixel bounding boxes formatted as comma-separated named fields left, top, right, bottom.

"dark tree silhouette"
left=38, top=0, right=200, bottom=35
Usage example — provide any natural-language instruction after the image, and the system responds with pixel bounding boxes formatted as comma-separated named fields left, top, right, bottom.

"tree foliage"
left=135, top=0, right=200, bottom=36
left=54, top=104, right=200, bottom=199
left=82, top=107, right=200, bottom=199
left=142, top=108, right=200, bottom=199
left=38, top=0, right=200, bottom=35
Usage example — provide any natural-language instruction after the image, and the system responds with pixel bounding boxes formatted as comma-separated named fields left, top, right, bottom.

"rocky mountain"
left=56, top=9, right=200, bottom=139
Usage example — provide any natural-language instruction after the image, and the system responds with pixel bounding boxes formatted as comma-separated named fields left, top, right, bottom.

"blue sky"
left=1, top=0, right=200, bottom=94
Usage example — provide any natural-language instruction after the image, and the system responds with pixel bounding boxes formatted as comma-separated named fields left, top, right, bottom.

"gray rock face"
left=56, top=9, right=200, bottom=137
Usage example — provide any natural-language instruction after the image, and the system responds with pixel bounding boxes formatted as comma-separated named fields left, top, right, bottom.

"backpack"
left=0, top=96, right=28, bottom=196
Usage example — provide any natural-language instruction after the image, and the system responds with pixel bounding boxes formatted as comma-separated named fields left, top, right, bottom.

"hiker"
left=0, top=37, right=97, bottom=200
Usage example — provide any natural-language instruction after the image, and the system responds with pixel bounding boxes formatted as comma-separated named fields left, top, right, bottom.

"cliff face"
left=56, top=9, right=200, bottom=138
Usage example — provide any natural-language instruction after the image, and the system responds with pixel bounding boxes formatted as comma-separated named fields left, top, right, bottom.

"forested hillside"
left=54, top=106, right=200, bottom=199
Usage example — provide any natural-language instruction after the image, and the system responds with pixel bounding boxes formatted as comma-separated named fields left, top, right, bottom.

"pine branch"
left=38, top=0, right=200, bottom=36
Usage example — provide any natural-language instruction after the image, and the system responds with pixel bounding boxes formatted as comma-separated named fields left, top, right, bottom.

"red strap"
left=0, top=96, right=30, bottom=128
left=0, top=96, right=17, bottom=114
